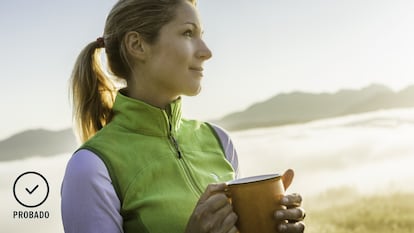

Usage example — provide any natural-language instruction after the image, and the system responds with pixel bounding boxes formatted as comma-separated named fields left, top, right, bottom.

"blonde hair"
left=70, top=0, right=196, bottom=143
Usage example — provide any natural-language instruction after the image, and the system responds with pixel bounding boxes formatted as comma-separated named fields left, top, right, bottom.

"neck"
left=123, top=85, right=178, bottom=109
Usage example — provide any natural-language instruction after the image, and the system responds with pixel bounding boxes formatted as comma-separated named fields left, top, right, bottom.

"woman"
left=61, top=0, right=306, bottom=232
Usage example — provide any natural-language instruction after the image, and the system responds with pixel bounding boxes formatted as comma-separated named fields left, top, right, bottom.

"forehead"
left=170, top=1, right=202, bottom=27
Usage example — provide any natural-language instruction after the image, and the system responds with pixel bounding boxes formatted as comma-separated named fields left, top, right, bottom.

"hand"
left=185, top=183, right=238, bottom=233
left=274, top=169, right=305, bottom=232
left=274, top=193, right=306, bottom=232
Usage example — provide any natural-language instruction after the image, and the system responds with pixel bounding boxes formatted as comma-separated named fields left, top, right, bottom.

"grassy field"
left=303, top=189, right=414, bottom=233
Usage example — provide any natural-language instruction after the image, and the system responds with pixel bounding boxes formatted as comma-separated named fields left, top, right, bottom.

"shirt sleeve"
left=208, top=123, right=241, bottom=178
left=61, top=149, right=123, bottom=233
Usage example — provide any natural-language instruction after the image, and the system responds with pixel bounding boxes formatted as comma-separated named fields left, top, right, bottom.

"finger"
left=208, top=203, right=236, bottom=233
left=275, top=207, right=306, bottom=221
left=198, top=183, right=228, bottom=203
left=277, top=221, right=305, bottom=233
left=280, top=193, right=302, bottom=207
left=219, top=211, right=238, bottom=233
left=282, top=169, right=294, bottom=190
left=207, top=193, right=231, bottom=213
left=227, top=226, right=238, bottom=233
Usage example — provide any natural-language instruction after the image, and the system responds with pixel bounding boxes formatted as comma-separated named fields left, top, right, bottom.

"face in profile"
left=144, top=1, right=212, bottom=98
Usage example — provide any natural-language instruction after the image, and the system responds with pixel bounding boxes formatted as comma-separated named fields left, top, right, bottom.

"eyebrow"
left=183, top=22, right=204, bottom=34
left=184, top=21, right=200, bottom=28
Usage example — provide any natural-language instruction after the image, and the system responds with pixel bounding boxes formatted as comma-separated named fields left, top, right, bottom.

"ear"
left=124, top=31, right=147, bottom=61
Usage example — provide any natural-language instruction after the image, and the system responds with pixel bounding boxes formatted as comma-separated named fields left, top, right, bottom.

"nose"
left=196, top=39, right=212, bottom=61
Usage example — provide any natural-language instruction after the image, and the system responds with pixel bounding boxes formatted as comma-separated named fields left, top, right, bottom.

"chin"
left=184, top=86, right=202, bottom=97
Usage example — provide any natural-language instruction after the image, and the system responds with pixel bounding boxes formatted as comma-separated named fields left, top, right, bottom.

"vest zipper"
left=168, top=117, right=182, bottom=159
left=169, top=133, right=182, bottom=159
left=167, top=130, right=202, bottom=194
left=179, top=157, right=204, bottom=195
left=166, top=111, right=203, bottom=195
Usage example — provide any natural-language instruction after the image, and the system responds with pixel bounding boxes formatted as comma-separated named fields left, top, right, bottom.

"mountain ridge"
left=213, top=84, right=414, bottom=130
left=0, top=128, right=77, bottom=161
left=2, top=83, right=414, bottom=161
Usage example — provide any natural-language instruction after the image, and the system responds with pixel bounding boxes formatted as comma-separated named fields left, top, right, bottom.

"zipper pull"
left=167, top=110, right=182, bottom=159
left=169, top=135, right=182, bottom=159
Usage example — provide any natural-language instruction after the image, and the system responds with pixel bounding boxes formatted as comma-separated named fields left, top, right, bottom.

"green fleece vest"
left=81, top=93, right=235, bottom=233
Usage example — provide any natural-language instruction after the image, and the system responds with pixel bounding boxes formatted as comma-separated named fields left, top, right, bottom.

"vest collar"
left=111, top=92, right=182, bottom=136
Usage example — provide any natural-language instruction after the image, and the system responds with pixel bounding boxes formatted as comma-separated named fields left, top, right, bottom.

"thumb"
left=198, top=183, right=228, bottom=202
left=282, top=169, right=294, bottom=190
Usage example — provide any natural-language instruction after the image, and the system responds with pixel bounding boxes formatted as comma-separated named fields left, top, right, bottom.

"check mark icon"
left=26, top=185, right=39, bottom=194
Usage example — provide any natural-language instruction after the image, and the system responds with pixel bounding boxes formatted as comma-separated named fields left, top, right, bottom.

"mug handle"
left=282, top=169, right=294, bottom=190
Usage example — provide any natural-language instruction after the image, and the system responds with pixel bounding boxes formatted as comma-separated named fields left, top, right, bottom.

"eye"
left=183, top=30, right=193, bottom=38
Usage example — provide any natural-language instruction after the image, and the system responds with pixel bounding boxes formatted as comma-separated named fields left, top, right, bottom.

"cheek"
left=153, top=39, right=194, bottom=74
left=168, top=42, right=193, bottom=63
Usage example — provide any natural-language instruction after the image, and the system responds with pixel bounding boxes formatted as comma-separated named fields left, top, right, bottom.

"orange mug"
left=226, top=169, right=294, bottom=233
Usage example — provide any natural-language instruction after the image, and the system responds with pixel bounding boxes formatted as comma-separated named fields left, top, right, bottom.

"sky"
left=1, top=0, right=414, bottom=139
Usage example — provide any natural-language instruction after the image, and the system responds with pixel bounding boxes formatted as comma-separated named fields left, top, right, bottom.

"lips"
left=189, top=67, right=204, bottom=78
left=189, top=67, right=203, bottom=71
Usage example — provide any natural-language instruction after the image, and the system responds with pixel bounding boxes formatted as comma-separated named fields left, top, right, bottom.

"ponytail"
left=70, top=40, right=116, bottom=143
left=70, top=0, right=198, bottom=143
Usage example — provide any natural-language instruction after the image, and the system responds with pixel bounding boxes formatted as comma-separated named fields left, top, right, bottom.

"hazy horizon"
left=2, top=82, right=414, bottom=141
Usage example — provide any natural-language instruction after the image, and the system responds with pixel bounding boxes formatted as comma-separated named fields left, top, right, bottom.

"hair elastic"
left=96, top=37, right=105, bottom=48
